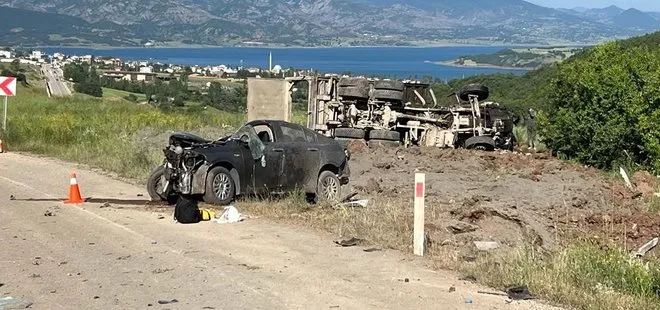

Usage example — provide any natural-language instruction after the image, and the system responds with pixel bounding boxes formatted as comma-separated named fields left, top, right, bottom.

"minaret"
left=269, top=51, right=272, bottom=72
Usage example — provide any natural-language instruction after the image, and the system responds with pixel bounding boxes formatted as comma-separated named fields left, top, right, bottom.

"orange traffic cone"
left=64, top=172, right=86, bottom=204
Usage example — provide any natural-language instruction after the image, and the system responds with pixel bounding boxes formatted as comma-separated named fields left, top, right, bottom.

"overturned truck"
left=247, top=76, right=517, bottom=151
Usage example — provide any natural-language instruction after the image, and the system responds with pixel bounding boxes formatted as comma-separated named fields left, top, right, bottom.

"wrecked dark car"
left=147, top=120, right=351, bottom=205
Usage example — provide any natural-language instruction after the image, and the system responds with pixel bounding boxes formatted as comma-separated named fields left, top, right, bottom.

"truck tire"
left=373, top=89, right=404, bottom=101
left=338, top=86, right=369, bottom=99
left=203, top=166, right=236, bottom=205
left=368, top=130, right=400, bottom=141
left=374, top=80, right=405, bottom=91
left=369, top=140, right=401, bottom=148
left=334, top=128, right=366, bottom=139
left=464, top=136, right=496, bottom=151
left=338, top=77, right=369, bottom=88
left=458, top=84, right=489, bottom=101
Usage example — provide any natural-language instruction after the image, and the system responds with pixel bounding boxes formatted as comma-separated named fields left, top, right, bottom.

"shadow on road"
left=12, top=197, right=161, bottom=206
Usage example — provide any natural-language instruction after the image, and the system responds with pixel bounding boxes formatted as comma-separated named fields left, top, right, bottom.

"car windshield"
left=232, top=125, right=265, bottom=160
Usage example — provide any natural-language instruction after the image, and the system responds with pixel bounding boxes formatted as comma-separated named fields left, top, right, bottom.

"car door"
left=245, top=124, right=285, bottom=194
left=278, top=123, right=311, bottom=191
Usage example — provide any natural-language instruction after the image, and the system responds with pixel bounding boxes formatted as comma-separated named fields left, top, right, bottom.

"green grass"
left=463, top=242, right=660, bottom=310
left=102, top=87, right=146, bottom=101
left=5, top=85, right=243, bottom=181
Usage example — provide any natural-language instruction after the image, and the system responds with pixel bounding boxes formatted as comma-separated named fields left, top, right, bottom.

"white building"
left=0, top=51, right=11, bottom=59
left=31, top=50, right=43, bottom=59
left=139, top=66, right=153, bottom=73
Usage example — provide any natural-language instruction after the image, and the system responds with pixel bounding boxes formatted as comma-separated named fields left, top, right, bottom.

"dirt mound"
left=348, top=146, right=653, bottom=252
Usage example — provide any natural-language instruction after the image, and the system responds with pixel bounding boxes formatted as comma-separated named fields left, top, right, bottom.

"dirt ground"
left=344, top=141, right=660, bottom=256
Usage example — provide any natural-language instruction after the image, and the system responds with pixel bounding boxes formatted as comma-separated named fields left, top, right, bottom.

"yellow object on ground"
left=200, top=209, right=216, bottom=221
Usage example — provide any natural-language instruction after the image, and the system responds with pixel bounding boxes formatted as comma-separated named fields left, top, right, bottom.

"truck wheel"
left=338, top=77, right=369, bottom=88
left=374, top=80, right=405, bottom=91
left=338, top=86, right=369, bottom=99
left=373, top=89, right=404, bottom=101
left=368, top=129, right=401, bottom=141
left=203, top=166, right=235, bottom=205
left=147, top=166, right=177, bottom=205
left=369, top=140, right=401, bottom=148
left=464, top=136, right=496, bottom=151
left=458, top=84, right=489, bottom=101
left=317, top=170, right=341, bottom=202
left=334, top=128, right=366, bottom=139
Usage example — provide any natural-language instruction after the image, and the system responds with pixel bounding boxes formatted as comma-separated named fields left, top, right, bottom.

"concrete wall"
left=247, top=78, right=291, bottom=122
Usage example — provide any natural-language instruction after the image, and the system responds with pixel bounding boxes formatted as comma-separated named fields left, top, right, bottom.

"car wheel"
left=146, top=166, right=177, bottom=205
left=334, top=127, right=366, bottom=139
left=317, top=171, right=341, bottom=202
left=203, top=166, right=235, bottom=205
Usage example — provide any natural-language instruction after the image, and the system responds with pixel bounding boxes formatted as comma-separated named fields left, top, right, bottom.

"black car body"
left=147, top=120, right=351, bottom=205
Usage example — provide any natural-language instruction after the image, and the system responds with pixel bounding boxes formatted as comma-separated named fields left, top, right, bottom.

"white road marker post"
left=414, top=173, right=426, bottom=256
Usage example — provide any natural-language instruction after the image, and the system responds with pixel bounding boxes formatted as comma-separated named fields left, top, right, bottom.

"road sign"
left=0, top=77, right=16, bottom=97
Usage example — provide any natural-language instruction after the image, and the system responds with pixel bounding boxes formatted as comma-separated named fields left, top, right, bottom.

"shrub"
left=539, top=42, right=660, bottom=173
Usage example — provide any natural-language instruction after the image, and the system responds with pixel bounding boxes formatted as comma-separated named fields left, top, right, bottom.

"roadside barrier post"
left=414, top=173, right=425, bottom=256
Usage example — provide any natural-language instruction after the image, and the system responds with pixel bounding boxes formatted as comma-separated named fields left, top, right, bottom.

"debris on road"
left=465, top=298, right=473, bottom=304
left=459, top=275, right=477, bottom=282
left=447, top=220, right=479, bottom=234
left=100, top=202, right=111, bottom=208
left=44, top=210, right=55, bottom=217
left=9, top=195, right=15, bottom=200
left=477, top=290, right=508, bottom=297
left=633, top=237, right=659, bottom=258
left=213, top=205, right=243, bottom=224
left=474, top=241, right=500, bottom=251
left=507, top=285, right=534, bottom=300
left=448, top=286, right=456, bottom=292
left=157, top=299, right=179, bottom=305
left=620, top=167, right=633, bottom=189
left=333, top=199, right=369, bottom=210
left=334, top=237, right=362, bottom=247
left=363, top=248, right=382, bottom=252
left=152, top=268, right=173, bottom=274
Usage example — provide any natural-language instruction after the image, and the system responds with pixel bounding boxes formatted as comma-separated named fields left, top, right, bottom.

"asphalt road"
left=0, top=152, right=561, bottom=310
left=42, top=64, right=71, bottom=97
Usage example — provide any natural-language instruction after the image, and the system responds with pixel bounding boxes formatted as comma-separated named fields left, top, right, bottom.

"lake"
left=41, top=46, right=528, bottom=80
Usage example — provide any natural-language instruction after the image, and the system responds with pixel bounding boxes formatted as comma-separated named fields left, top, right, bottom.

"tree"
left=10, top=59, right=20, bottom=72
left=539, top=42, right=660, bottom=173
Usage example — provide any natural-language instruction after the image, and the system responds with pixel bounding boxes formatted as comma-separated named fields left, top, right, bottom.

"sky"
left=527, top=0, right=660, bottom=11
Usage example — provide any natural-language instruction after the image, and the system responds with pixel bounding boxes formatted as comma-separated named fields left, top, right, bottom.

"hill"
left=0, top=0, right=654, bottom=47
left=562, top=6, right=660, bottom=31
left=0, top=7, right=136, bottom=46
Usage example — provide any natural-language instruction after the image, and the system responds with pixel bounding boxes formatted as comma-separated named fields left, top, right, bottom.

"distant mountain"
left=562, top=6, right=660, bottom=31
left=0, top=7, right=135, bottom=46
left=0, top=0, right=655, bottom=47
left=612, top=8, right=660, bottom=30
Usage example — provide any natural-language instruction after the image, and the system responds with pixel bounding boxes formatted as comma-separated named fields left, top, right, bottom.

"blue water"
left=41, top=46, right=528, bottom=80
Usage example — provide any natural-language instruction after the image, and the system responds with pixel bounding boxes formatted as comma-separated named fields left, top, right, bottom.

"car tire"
left=338, top=86, right=370, bottom=99
left=368, top=129, right=400, bottom=141
left=317, top=170, right=342, bottom=202
left=374, top=80, right=405, bottom=91
left=458, top=84, right=489, bottom=101
left=464, top=136, right=496, bottom=151
left=203, top=166, right=235, bottom=205
left=368, top=140, right=401, bottom=148
left=147, top=166, right=177, bottom=205
left=373, top=89, right=404, bottom=101
left=334, top=127, right=366, bottom=139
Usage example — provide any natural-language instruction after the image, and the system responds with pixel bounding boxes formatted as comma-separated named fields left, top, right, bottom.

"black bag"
left=173, top=195, right=201, bottom=224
